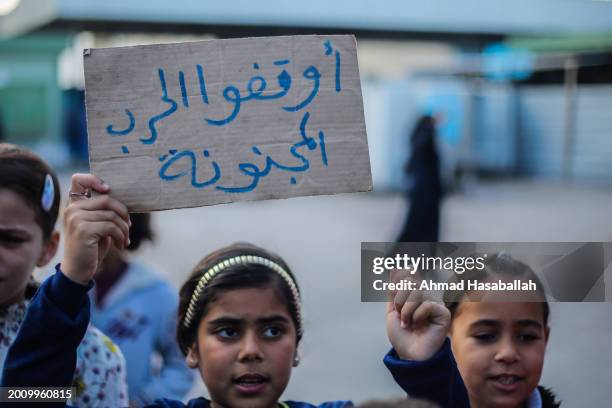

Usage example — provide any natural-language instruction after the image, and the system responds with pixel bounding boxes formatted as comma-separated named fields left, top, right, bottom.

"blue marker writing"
left=205, top=85, right=242, bottom=126
left=334, top=50, right=341, bottom=92
left=324, top=40, right=333, bottom=56
left=205, top=61, right=294, bottom=126
left=318, top=130, right=328, bottom=166
left=106, top=109, right=135, bottom=136
left=142, top=69, right=178, bottom=145
left=196, top=65, right=209, bottom=105
left=216, top=163, right=262, bottom=193
left=179, top=71, right=189, bottom=108
left=159, top=149, right=221, bottom=188
left=283, top=66, right=320, bottom=112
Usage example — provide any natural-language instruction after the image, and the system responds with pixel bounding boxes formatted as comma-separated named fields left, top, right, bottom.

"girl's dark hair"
left=177, top=242, right=301, bottom=355
left=445, top=252, right=550, bottom=326
left=126, top=213, right=155, bottom=251
left=0, top=143, right=61, bottom=240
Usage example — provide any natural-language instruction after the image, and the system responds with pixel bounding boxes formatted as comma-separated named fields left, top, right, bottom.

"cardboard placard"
left=84, top=35, right=372, bottom=211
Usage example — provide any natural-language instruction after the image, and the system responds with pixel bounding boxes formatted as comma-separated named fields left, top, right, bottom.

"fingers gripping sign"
left=386, top=268, right=451, bottom=362
left=62, top=174, right=131, bottom=285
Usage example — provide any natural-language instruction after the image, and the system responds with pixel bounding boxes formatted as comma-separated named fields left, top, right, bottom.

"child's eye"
left=0, top=235, right=27, bottom=246
left=518, top=333, right=540, bottom=342
left=215, top=328, right=240, bottom=339
left=262, top=326, right=285, bottom=339
left=473, top=333, right=497, bottom=343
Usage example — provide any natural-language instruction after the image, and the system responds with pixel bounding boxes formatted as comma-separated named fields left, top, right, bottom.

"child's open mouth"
left=489, top=374, right=524, bottom=392
left=233, top=373, right=270, bottom=395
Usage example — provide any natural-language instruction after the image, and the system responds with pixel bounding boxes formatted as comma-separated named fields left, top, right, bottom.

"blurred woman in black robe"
left=396, top=114, right=442, bottom=243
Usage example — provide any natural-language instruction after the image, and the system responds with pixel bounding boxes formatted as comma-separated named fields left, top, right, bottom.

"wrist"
left=397, top=349, right=434, bottom=362
left=396, top=338, right=448, bottom=362
left=61, top=261, right=92, bottom=286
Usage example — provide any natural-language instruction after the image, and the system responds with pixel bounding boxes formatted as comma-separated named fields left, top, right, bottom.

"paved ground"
left=40, top=177, right=612, bottom=405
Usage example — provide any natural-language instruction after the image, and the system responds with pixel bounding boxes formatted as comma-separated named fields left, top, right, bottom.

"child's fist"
left=62, top=174, right=130, bottom=285
left=386, top=269, right=451, bottom=361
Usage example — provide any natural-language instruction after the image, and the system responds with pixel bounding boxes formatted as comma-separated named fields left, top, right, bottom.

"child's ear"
left=186, top=346, right=199, bottom=369
left=37, top=231, right=59, bottom=267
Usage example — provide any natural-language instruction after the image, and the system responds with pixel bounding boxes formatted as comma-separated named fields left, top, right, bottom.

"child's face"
left=450, top=302, right=549, bottom=408
left=188, top=285, right=297, bottom=408
left=0, top=189, right=56, bottom=307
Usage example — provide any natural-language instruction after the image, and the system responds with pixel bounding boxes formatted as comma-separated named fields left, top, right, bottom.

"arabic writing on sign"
left=105, top=40, right=341, bottom=193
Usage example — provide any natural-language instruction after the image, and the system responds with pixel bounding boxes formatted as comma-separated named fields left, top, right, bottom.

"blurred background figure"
left=396, top=114, right=442, bottom=243
left=91, top=213, right=194, bottom=407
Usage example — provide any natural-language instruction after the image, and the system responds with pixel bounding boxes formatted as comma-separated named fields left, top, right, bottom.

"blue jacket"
left=90, top=262, right=194, bottom=405
left=384, top=340, right=468, bottom=407
left=1, top=269, right=353, bottom=408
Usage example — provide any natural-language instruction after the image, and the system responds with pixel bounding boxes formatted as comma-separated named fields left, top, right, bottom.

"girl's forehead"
left=0, top=189, right=39, bottom=226
left=204, top=286, right=292, bottom=319
left=453, top=301, right=546, bottom=325
left=1, top=188, right=31, bottom=206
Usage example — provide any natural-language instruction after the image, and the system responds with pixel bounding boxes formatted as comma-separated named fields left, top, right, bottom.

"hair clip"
left=41, top=174, right=55, bottom=212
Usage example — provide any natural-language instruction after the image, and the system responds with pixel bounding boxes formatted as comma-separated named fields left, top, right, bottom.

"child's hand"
left=386, top=270, right=451, bottom=361
left=62, top=174, right=130, bottom=285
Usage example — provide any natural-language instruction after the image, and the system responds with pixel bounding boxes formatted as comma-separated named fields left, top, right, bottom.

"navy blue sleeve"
left=383, top=338, right=469, bottom=408
left=1, top=265, right=93, bottom=391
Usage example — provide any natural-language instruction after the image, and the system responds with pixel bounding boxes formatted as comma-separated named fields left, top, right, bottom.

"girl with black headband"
left=2, top=172, right=429, bottom=407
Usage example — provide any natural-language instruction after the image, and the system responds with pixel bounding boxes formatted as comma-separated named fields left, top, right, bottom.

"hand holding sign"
left=84, top=35, right=372, bottom=211
left=62, top=174, right=130, bottom=285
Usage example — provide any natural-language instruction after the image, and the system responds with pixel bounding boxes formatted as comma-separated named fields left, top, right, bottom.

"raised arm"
left=384, top=275, right=469, bottom=407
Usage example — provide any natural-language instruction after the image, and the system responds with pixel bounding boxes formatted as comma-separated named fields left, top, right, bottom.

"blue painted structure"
left=2, top=0, right=612, bottom=38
